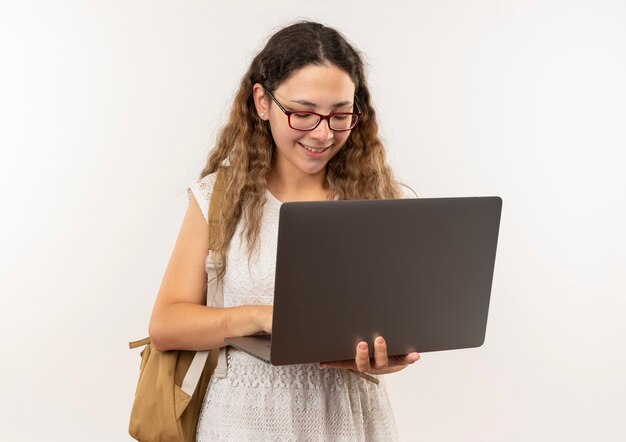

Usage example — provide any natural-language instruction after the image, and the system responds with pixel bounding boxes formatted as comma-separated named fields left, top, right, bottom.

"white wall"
left=1, top=1, right=624, bottom=440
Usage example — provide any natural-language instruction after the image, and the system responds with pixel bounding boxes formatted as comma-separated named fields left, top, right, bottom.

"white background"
left=1, top=1, right=625, bottom=440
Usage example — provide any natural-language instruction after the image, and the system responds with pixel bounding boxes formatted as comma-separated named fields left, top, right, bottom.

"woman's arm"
left=148, top=197, right=272, bottom=352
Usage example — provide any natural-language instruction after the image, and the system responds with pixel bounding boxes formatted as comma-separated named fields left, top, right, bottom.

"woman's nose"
left=309, top=118, right=334, bottom=141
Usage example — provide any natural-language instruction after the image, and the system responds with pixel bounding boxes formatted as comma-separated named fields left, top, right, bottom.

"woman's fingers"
left=319, top=341, right=421, bottom=374
left=355, top=341, right=371, bottom=372
left=405, top=352, right=420, bottom=364
left=373, top=336, right=388, bottom=369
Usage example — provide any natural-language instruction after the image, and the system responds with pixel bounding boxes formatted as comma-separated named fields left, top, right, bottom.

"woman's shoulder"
left=187, top=172, right=219, bottom=223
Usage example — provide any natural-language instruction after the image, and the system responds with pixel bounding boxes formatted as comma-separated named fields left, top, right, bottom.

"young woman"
left=149, top=21, right=420, bottom=440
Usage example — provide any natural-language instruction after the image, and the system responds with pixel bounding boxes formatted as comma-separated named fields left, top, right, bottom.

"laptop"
left=225, top=196, right=502, bottom=365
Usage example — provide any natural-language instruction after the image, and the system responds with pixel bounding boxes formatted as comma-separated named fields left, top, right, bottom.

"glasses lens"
left=289, top=113, right=321, bottom=130
left=329, top=114, right=358, bottom=131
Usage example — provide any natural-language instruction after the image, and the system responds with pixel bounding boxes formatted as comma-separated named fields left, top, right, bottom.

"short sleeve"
left=187, top=172, right=218, bottom=223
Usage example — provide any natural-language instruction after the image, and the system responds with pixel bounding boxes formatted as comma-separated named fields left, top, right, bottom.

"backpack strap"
left=208, top=167, right=226, bottom=252
left=208, top=168, right=228, bottom=378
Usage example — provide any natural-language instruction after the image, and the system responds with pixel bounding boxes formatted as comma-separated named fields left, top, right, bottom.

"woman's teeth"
left=300, top=143, right=329, bottom=153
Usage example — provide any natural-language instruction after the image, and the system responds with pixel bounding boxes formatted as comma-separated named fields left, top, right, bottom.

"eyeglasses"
left=263, top=87, right=361, bottom=132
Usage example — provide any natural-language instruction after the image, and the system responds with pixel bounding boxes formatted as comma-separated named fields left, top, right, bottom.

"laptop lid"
left=260, top=196, right=502, bottom=365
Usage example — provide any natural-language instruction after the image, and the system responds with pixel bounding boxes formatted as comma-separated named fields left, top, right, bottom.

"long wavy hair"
left=199, top=21, right=402, bottom=280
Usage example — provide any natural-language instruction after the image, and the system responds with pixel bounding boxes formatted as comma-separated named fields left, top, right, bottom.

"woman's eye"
left=333, top=115, right=349, bottom=121
left=293, top=113, right=314, bottom=119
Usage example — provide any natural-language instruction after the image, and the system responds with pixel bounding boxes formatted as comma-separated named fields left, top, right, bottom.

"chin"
left=298, top=165, right=327, bottom=176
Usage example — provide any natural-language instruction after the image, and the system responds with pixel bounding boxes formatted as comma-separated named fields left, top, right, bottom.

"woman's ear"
left=252, top=83, right=270, bottom=121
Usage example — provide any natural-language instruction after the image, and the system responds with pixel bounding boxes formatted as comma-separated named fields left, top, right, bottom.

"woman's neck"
left=266, top=169, right=330, bottom=202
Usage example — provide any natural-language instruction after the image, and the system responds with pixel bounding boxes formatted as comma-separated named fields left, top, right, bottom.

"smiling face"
left=253, top=64, right=356, bottom=186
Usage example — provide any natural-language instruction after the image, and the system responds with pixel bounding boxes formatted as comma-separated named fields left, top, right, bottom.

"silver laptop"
left=225, top=196, right=502, bottom=365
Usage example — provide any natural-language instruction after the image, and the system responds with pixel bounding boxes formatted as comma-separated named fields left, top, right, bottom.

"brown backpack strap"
left=206, top=167, right=228, bottom=378
left=208, top=167, right=226, bottom=252
left=129, top=337, right=151, bottom=349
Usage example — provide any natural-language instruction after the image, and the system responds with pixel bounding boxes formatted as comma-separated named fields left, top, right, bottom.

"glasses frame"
left=263, top=87, right=362, bottom=132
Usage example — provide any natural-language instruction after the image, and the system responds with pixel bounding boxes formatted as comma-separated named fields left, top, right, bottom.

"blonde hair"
left=199, top=21, right=402, bottom=281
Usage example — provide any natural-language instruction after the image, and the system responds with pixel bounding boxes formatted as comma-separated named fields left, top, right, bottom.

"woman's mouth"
left=298, top=142, right=331, bottom=155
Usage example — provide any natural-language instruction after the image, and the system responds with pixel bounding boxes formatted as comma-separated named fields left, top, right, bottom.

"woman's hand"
left=319, top=336, right=420, bottom=375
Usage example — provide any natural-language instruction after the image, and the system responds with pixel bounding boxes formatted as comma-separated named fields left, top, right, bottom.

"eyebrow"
left=288, top=99, right=353, bottom=109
